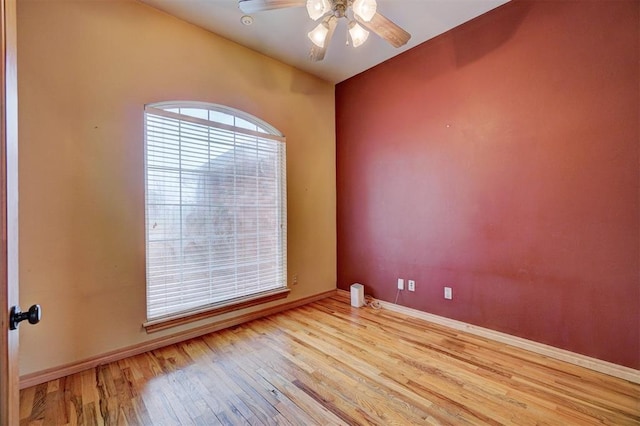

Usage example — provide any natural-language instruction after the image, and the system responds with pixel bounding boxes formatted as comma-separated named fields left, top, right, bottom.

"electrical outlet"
left=292, top=274, right=298, bottom=285
left=408, top=280, right=415, bottom=292
left=444, top=287, right=452, bottom=300
left=397, top=278, right=404, bottom=290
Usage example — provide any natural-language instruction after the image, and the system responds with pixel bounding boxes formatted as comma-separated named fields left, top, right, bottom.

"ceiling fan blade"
left=355, top=12, right=411, bottom=48
left=309, top=15, right=338, bottom=62
left=238, top=0, right=305, bottom=14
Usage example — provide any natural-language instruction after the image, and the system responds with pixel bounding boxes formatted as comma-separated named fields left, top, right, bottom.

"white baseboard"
left=19, top=290, right=336, bottom=389
left=337, top=289, right=640, bottom=384
left=23, top=289, right=639, bottom=388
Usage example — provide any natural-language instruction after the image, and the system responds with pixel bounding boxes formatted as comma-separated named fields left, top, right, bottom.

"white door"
left=1, top=0, right=19, bottom=423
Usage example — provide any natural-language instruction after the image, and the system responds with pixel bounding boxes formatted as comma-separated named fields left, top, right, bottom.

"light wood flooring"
left=19, top=293, right=640, bottom=425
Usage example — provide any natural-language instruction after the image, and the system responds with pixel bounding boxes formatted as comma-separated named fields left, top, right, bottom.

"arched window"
left=143, top=102, right=288, bottom=329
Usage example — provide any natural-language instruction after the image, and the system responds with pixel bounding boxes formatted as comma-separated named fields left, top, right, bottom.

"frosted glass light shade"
left=308, top=22, right=330, bottom=47
left=306, top=0, right=332, bottom=20
left=348, top=21, right=369, bottom=47
left=352, top=0, right=377, bottom=22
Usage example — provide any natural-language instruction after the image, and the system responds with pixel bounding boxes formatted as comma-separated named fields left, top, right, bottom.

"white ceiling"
left=140, top=0, right=510, bottom=83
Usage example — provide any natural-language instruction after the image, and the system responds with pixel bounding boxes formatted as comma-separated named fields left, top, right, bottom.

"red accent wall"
left=336, top=0, right=639, bottom=369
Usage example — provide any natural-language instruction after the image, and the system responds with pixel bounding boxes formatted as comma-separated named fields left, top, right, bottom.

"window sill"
left=143, top=287, right=291, bottom=333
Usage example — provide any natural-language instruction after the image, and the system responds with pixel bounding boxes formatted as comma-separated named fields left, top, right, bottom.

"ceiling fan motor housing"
left=333, top=0, right=348, bottom=18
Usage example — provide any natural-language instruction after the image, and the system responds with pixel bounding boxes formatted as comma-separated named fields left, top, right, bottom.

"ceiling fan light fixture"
left=306, top=0, right=332, bottom=21
left=348, top=21, right=369, bottom=47
left=308, top=21, right=330, bottom=47
left=352, top=0, right=377, bottom=22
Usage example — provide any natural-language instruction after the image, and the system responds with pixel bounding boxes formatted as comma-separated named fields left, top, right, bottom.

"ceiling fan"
left=238, top=0, right=411, bottom=61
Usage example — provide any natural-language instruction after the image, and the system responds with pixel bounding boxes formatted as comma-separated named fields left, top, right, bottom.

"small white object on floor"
left=350, top=283, right=365, bottom=307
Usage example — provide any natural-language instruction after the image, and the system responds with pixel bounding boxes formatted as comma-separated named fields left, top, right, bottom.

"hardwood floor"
left=20, top=293, right=640, bottom=425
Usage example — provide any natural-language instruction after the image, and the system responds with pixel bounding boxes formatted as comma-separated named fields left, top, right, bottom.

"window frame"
left=142, top=101, right=289, bottom=332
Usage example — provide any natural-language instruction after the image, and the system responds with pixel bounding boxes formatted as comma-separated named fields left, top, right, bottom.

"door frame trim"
left=0, top=0, right=19, bottom=424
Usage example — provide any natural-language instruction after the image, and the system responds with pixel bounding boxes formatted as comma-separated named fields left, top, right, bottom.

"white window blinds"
left=144, top=104, right=287, bottom=321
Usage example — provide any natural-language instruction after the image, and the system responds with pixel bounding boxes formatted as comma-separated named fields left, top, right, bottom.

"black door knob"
left=9, top=304, right=41, bottom=330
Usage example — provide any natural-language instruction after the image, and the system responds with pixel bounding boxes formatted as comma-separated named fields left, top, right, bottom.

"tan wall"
left=17, top=0, right=336, bottom=376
